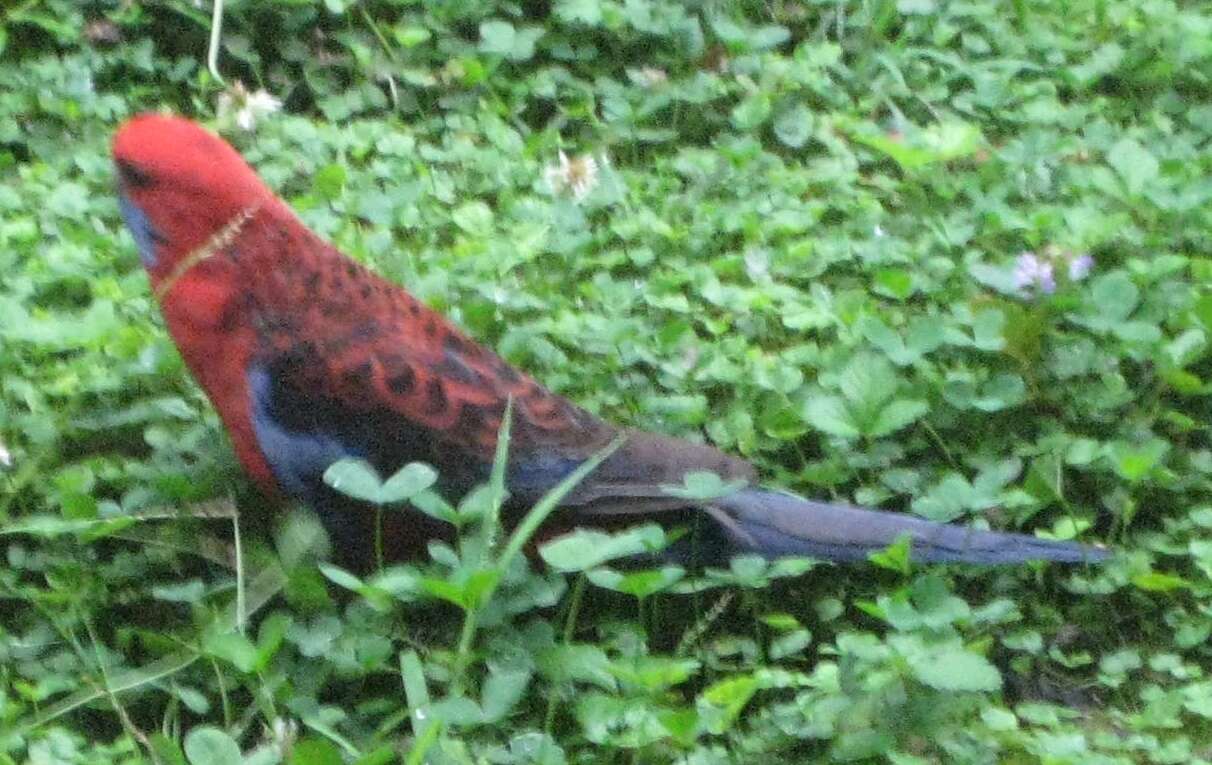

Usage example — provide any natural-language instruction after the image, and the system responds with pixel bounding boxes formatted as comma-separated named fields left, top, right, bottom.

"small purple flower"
left=1068, top=253, right=1094, bottom=281
left=1013, top=251, right=1056, bottom=295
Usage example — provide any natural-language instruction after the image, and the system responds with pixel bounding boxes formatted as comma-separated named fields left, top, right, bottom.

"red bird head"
left=112, top=114, right=273, bottom=284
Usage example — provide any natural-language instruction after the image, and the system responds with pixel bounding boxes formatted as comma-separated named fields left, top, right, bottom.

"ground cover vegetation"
left=2, top=0, right=1212, bottom=762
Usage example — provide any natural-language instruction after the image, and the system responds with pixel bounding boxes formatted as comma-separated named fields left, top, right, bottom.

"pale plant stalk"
left=208, top=0, right=226, bottom=84
left=234, top=507, right=245, bottom=634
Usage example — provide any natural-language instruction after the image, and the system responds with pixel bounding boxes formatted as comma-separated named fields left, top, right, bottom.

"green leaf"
left=908, top=575, right=971, bottom=628
left=840, top=353, right=897, bottom=411
left=289, top=738, right=343, bottom=765
left=149, top=734, right=189, bottom=765
left=380, top=462, right=438, bottom=504
left=313, top=163, right=346, bottom=200
left=1113, top=320, right=1161, bottom=344
left=12, top=566, right=287, bottom=736
left=1107, top=439, right=1169, bottom=482
left=409, top=489, right=459, bottom=524
left=907, top=645, right=1002, bottom=691
left=479, top=20, right=543, bottom=61
left=323, top=459, right=384, bottom=504
left=972, top=374, right=1026, bottom=412
left=480, top=20, right=517, bottom=53
left=699, top=674, right=758, bottom=734
left=862, top=316, right=943, bottom=365
left=538, top=643, right=617, bottom=690
left=981, top=708, right=1019, bottom=731
left=576, top=693, right=665, bottom=747
left=731, top=93, right=772, bottom=130
left=769, top=629, right=812, bottom=660
left=203, top=632, right=259, bottom=674
left=1132, top=571, right=1189, bottom=592
left=661, top=471, right=747, bottom=501
left=540, top=524, right=668, bottom=571
left=869, top=399, right=928, bottom=438
left=556, top=0, right=603, bottom=24
left=1099, top=648, right=1142, bottom=677
left=430, top=695, right=485, bottom=727
left=184, top=727, right=243, bottom=765
left=1107, top=138, right=1159, bottom=196
left=1190, top=539, right=1212, bottom=580
left=1069, top=42, right=1124, bottom=87
left=463, top=568, right=504, bottom=609
left=353, top=747, right=397, bottom=765
left=868, top=535, right=912, bottom=574
left=420, top=568, right=501, bottom=610
left=318, top=563, right=364, bottom=592
left=970, top=308, right=1006, bottom=351
left=399, top=650, right=432, bottom=739
left=943, top=373, right=1026, bottom=412
left=1090, top=271, right=1140, bottom=322
left=256, top=613, right=292, bottom=671
left=367, top=566, right=422, bottom=599
left=452, top=200, right=494, bottom=234
left=874, top=268, right=914, bottom=300
left=324, top=460, right=440, bottom=507
left=750, top=25, right=791, bottom=50
left=611, top=656, right=700, bottom=692
left=802, top=395, right=860, bottom=438
left=1183, top=682, right=1212, bottom=719
left=393, top=26, right=432, bottom=48
left=759, top=613, right=801, bottom=631
left=851, top=121, right=982, bottom=171
left=481, top=667, right=532, bottom=723
left=1193, top=295, right=1212, bottom=331
left=152, top=580, right=206, bottom=603
left=774, top=103, right=813, bottom=148
left=587, top=566, right=685, bottom=599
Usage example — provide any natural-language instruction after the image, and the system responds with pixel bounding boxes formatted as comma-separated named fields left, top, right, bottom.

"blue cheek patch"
left=118, top=192, right=162, bottom=268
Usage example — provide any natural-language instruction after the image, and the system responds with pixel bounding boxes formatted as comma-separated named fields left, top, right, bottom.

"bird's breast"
left=159, top=274, right=280, bottom=492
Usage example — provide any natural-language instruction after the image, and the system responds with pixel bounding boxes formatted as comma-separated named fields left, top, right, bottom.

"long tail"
left=705, top=488, right=1108, bottom=565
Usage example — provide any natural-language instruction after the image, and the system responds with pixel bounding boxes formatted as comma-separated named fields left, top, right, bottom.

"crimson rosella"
left=113, top=114, right=1107, bottom=569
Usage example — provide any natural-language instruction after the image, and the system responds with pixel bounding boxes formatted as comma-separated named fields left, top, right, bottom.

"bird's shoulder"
left=247, top=239, right=612, bottom=456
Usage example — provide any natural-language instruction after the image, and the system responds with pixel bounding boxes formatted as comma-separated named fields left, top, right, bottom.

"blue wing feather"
left=244, top=358, right=594, bottom=568
left=248, top=364, right=363, bottom=501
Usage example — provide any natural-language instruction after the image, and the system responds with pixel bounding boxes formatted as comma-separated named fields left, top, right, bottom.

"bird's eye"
left=116, top=159, right=154, bottom=189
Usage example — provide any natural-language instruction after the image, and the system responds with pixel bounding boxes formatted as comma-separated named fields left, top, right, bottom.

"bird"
left=112, top=114, right=1107, bottom=571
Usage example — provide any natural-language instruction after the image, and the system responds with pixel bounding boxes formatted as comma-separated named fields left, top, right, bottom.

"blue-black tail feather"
left=703, top=488, right=1107, bottom=565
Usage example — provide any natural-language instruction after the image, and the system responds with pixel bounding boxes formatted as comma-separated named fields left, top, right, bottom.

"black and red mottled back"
left=114, top=114, right=1108, bottom=571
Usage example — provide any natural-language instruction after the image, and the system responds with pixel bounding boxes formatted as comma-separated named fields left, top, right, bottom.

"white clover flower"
left=544, top=150, right=600, bottom=202
left=1011, top=247, right=1093, bottom=298
left=636, top=67, right=668, bottom=87
left=1013, top=251, right=1056, bottom=295
left=744, top=247, right=770, bottom=280
left=217, top=81, right=282, bottom=131
left=1068, top=253, right=1094, bottom=281
left=0, top=441, right=10, bottom=468
left=264, top=717, right=298, bottom=759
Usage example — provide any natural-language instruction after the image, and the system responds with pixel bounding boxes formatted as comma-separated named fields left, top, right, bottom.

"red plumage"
left=112, top=114, right=1107, bottom=568
left=112, top=115, right=669, bottom=488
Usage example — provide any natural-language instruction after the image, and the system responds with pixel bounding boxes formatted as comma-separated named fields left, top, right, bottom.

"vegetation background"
left=2, top=0, right=1212, bottom=762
